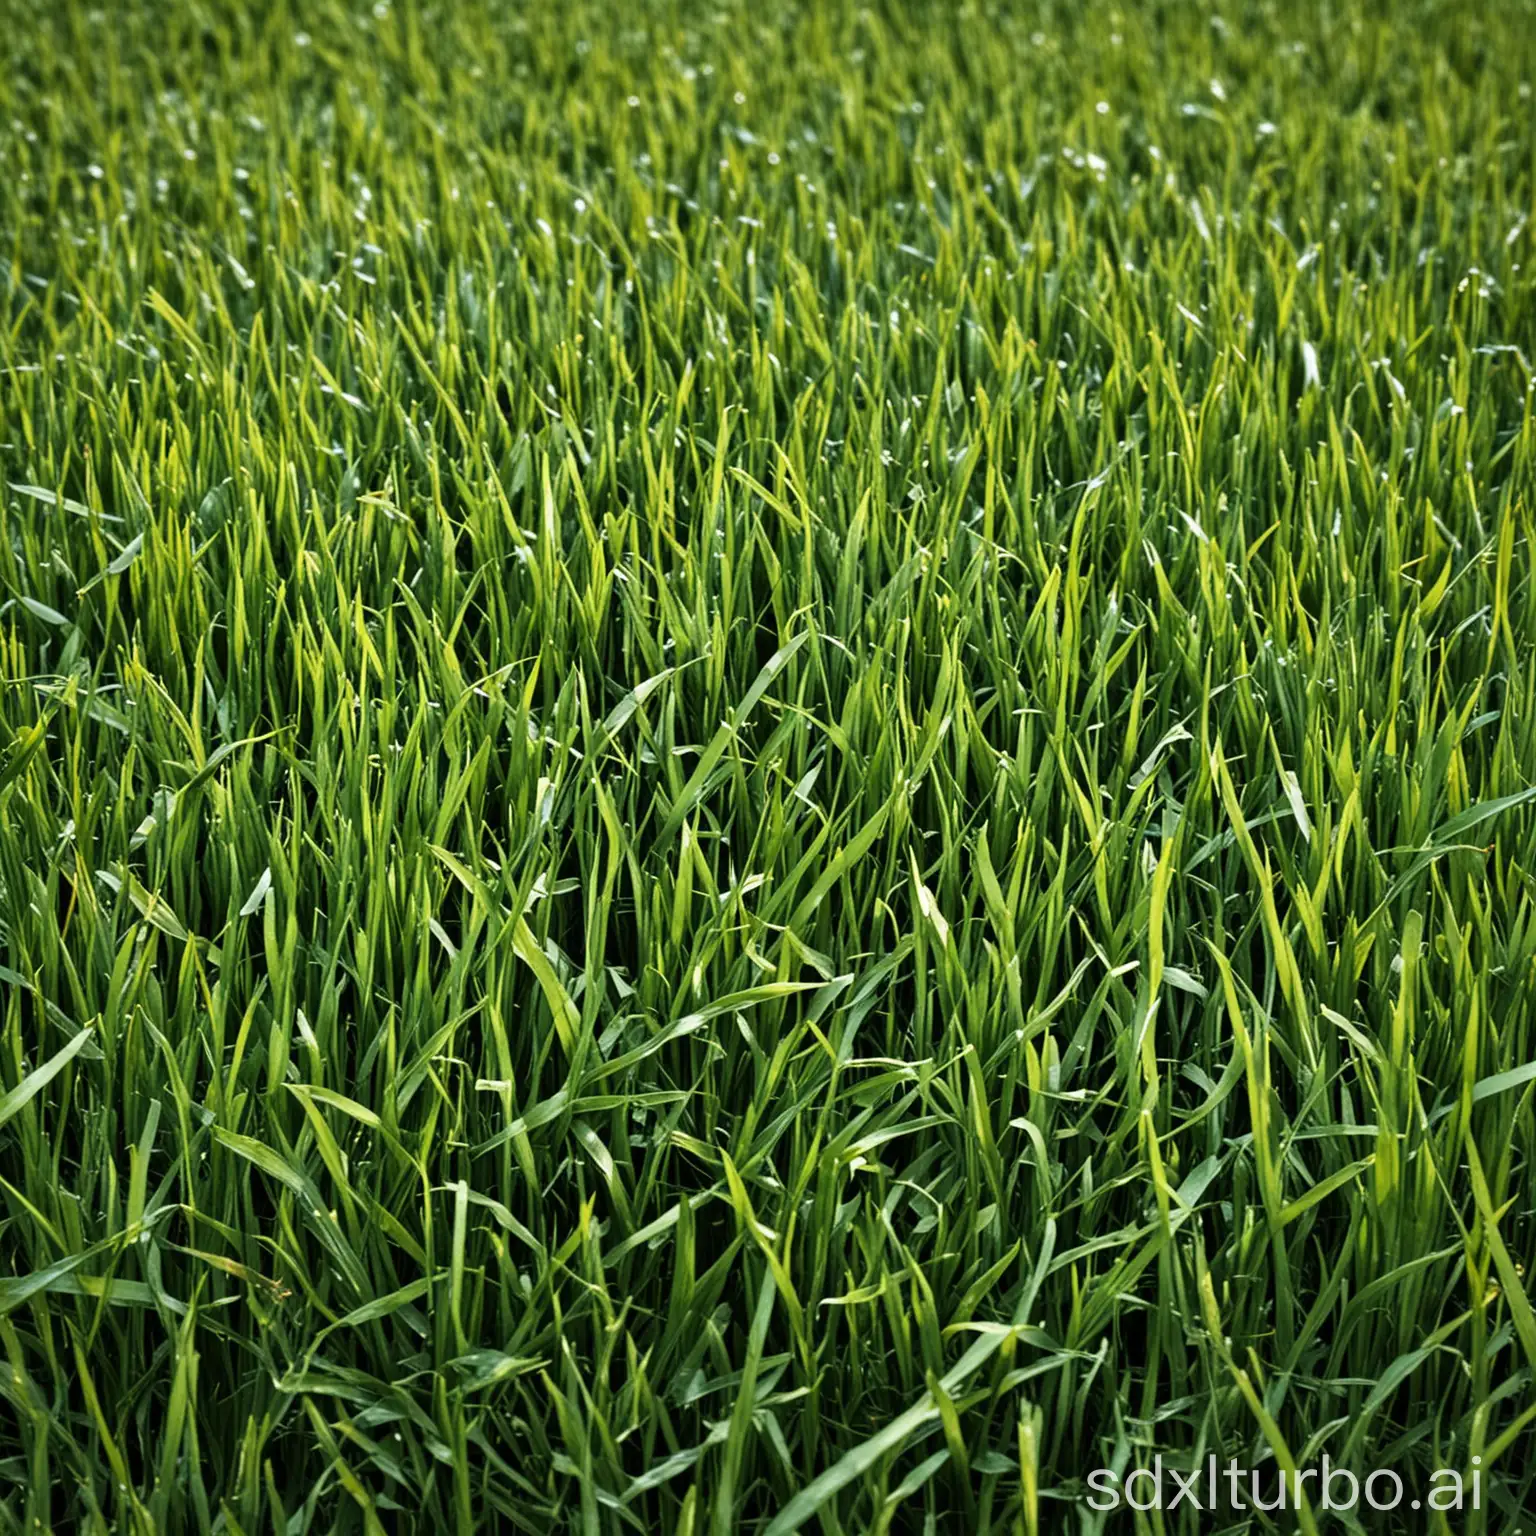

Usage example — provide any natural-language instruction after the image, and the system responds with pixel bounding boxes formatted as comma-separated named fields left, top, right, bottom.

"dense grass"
left=3, top=0, right=1536, bottom=1530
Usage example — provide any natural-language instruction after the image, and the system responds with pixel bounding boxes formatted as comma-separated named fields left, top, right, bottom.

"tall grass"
left=2, top=0, right=1534, bottom=1530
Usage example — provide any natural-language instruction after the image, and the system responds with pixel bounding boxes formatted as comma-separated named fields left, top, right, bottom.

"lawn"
left=2, top=0, right=1535, bottom=1531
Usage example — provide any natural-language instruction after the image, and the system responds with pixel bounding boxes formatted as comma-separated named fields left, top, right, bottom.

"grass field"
left=2, top=0, right=1536, bottom=1530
